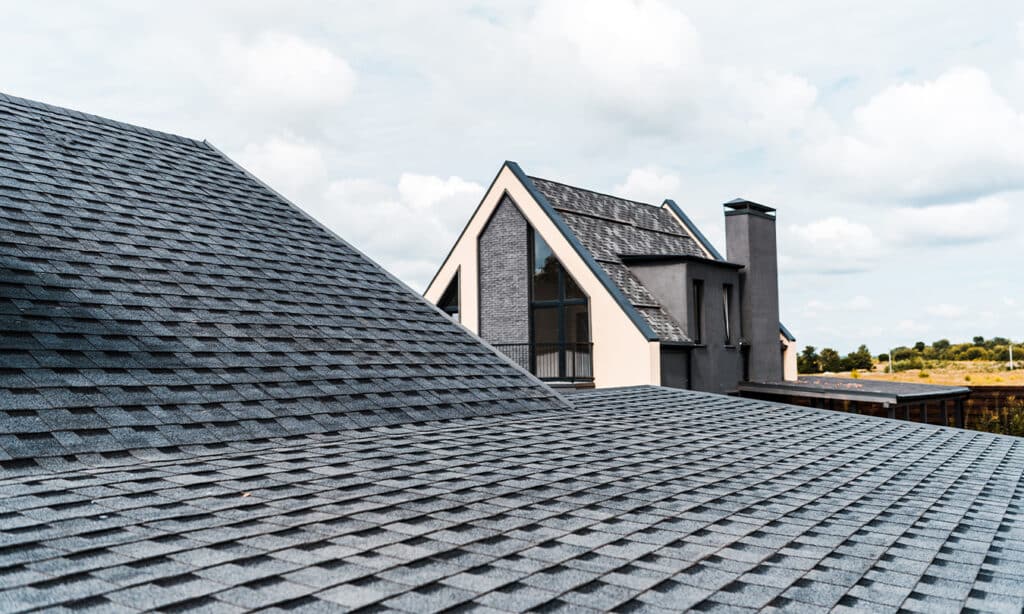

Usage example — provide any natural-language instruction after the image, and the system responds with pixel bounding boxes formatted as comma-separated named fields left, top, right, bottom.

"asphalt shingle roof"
left=528, top=177, right=704, bottom=343
left=0, top=93, right=565, bottom=476
left=2, top=386, right=1024, bottom=613
left=3, top=95, right=1024, bottom=614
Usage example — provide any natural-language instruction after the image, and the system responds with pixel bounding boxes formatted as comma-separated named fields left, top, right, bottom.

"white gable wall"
left=426, top=165, right=659, bottom=388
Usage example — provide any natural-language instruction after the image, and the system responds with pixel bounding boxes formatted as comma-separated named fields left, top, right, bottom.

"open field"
left=826, top=361, right=1024, bottom=386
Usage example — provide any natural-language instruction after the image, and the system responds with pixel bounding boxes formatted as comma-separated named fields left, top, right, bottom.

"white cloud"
left=520, top=0, right=818, bottom=143
left=528, top=0, right=701, bottom=115
left=395, top=172, right=483, bottom=217
left=849, top=295, right=873, bottom=311
left=896, top=319, right=931, bottom=333
left=235, top=136, right=328, bottom=202
left=807, top=67, right=1024, bottom=203
left=926, top=303, right=965, bottom=318
left=885, top=196, right=1013, bottom=245
left=219, top=32, right=355, bottom=115
left=784, top=216, right=881, bottom=273
left=713, top=68, right=820, bottom=143
left=613, top=167, right=681, bottom=204
left=802, top=295, right=872, bottom=319
left=315, top=175, right=484, bottom=290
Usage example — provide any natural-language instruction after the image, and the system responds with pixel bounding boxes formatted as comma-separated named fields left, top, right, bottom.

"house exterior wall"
left=477, top=196, right=529, bottom=344
left=425, top=166, right=658, bottom=388
left=630, top=260, right=743, bottom=394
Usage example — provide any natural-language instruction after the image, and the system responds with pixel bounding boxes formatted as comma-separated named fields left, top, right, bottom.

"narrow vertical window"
left=438, top=272, right=460, bottom=323
left=692, top=279, right=703, bottom=344
left=723, top=284, right=733, bottom=345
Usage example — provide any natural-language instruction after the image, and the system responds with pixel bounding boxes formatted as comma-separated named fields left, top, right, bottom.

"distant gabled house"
left=426, top=161, right=798, bottom=392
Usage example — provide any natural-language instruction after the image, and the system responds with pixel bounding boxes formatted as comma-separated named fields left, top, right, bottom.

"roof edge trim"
left=507, top=162, right=659, bottom=342
left=662, top=199, right=725, bottom=261
left=780, top=323, right=797, bottom=342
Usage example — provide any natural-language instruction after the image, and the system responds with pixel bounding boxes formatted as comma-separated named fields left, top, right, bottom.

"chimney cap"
left=723, top=198, right=775, bottom=215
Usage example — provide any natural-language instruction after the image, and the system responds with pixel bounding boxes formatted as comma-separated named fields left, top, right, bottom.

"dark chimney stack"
left=724, top=198, right=782, bottom=382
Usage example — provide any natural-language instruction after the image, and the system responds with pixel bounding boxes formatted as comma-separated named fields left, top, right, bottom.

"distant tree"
left=961, top=346, right=990, bottom=361
left=973, top=336, right=986, bottom=346
left=892, top=347, right=917, bottom=362
left=933, top=339, right=951, bottom=351
left=819, top=348, right=842, bottom=372
left=913, top=341, right=926, bottom=352
left=798, top=346, right=821, bottom=374
left=845, top=345, right=874, bottom=370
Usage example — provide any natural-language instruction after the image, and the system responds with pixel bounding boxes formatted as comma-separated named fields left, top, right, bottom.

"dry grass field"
left=829, top=361, right=1024, bottom=386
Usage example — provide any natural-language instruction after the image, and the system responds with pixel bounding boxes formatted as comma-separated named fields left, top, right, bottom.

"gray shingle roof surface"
left=0, top=93, right=566, bottom=476
left=2, top=385, right=1024, bottom=613
left=528, top=177, right=703, bottom=343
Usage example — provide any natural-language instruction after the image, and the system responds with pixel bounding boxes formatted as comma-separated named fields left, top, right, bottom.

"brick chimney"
left=724, top=198, right=782, bottom=382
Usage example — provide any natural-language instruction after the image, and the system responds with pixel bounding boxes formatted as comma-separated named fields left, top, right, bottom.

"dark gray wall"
left=631, top=261, right=743, bottom=394
left=478, top=195, right=529, bottom=344
left=725, top=210, right=782, bottom=382
left=659, top=346, right=690, bottom=389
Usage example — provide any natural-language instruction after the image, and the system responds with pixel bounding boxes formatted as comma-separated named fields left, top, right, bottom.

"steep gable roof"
left=0, top=93, right=566, bottom=475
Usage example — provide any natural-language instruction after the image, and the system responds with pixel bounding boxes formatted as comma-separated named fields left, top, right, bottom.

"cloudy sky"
left=3, top=1, right=1022, bottom=353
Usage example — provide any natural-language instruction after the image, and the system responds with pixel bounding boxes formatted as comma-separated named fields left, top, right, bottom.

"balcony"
left=492, top=342, right=594, bottom=383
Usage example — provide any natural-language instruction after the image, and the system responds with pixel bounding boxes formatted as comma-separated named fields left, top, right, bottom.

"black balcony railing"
left=492, top=342, right=594, bottom=382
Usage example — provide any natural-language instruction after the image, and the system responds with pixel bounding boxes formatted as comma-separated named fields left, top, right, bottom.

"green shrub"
left=893, top=356, right=924, bottom=372
left=850, top=369, right=860, bottom=379
left=959, top=346, right=991, bottom=361
left=918, top=371, right=930, bottom=378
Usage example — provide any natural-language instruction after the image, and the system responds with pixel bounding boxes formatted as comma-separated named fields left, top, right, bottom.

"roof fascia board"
left=620, top=254, right=744, bottom=269
left=662, top=199, right=725, bottom=261
left=507, top=161, right=659, bottom=342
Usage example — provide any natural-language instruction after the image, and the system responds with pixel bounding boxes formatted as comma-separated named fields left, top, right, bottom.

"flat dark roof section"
left=739, top=376, right=970, bottom=406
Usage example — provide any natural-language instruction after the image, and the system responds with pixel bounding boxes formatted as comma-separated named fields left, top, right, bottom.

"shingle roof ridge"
left=527, top=174, right=665, bottom=212
left=0, top=91, right=205, bottom=146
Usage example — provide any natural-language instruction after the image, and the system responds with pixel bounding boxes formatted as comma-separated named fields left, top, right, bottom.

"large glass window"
left=530, top=230, right=590, bottom=379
